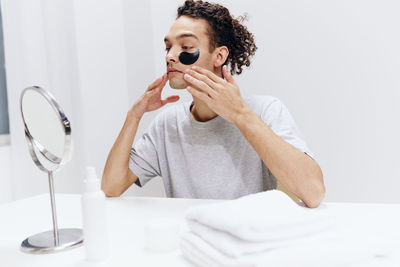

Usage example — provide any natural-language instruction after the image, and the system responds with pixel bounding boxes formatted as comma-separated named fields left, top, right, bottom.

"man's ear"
left=214, top=46, right=229, bottom=68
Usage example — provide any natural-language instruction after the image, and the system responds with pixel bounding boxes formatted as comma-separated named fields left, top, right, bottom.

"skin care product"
left=179, top=48, right=200, bottom=65
left=81, top=167, right=108, bottom=261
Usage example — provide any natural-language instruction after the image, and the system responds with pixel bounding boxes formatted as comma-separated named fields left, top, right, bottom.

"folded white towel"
left=180, top=232, right=381, bottom=267
left=185, top=190, right=332, bottom=243
left=187, top=219, right=332, bottom=258
left=180, top=232, right=254, bottom=267
left=181, top=190, right=397, bottom=267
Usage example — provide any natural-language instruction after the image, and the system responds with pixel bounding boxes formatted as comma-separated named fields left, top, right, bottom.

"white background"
left=1, top=0, right=399, bottom=204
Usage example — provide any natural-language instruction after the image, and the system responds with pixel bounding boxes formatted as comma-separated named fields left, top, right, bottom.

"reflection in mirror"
left=19, top=86, right=82, bottom=254
left=21, top=89, right=65, bottom=160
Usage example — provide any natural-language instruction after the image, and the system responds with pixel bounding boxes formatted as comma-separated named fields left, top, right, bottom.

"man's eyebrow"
left=164, top=33, right=199, bottom=43
left=177, top=33, right=199, bottom=40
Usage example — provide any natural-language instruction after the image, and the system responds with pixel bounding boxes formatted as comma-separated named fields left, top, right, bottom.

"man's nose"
left=166, top=48, right=179, bottom=64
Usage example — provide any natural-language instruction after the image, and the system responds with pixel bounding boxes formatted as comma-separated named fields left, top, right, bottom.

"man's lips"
left=167, top=69, right=183, bottom=74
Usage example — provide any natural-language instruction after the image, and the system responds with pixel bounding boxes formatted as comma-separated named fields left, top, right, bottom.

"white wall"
left=2, top=0, right=54, bottom=201
left=228, top=0, right=400, bottom=203
left=1, top=0, right=399, bottom=203
left=147, top=0, right=400, bottom=203
left=1, top=0, right=167, bottom=202
left=0, top=146, right=12, bottom=203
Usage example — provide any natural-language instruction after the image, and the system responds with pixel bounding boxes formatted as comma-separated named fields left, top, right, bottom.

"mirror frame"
left=19, top=86, right=72, bottom=171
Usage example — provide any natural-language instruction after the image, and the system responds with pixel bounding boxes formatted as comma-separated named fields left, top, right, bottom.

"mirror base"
left=21, top=228, right=83, bottom=254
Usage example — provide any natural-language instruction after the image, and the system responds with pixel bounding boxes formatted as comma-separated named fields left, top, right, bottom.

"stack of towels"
left=180, top=190, right=382, bottom=267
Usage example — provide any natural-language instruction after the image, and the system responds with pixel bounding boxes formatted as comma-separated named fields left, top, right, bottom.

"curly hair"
left=177, top=0, right=257, bottom=75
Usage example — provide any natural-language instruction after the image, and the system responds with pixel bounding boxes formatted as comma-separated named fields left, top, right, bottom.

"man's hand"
left=130, top=74, right=179, bottom=120
left=102, top=74, right=179, bottom=197
left=183, top=65, right=250, bottom=124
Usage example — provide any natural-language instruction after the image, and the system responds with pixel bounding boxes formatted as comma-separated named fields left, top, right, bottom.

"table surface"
left=1, top=194, right=400, bottom=267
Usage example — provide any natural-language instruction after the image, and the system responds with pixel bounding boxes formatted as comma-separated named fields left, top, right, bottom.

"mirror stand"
left=20, top=172, right=83, bottom=254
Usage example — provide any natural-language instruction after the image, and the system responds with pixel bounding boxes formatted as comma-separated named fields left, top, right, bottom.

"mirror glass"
left=21, top=88, right=66, bottom=162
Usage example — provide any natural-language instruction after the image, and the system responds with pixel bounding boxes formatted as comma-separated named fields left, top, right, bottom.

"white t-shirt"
left=129, top=95, right=314, bottom=199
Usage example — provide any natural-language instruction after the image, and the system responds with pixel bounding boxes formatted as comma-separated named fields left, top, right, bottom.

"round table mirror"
left=19, top=86, right=82, bottom=254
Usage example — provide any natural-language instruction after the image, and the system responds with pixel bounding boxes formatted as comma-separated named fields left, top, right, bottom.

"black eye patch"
left=179, top=49, right=200, bottom=65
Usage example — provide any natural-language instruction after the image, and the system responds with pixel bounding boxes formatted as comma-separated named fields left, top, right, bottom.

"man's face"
left=165, top=16, right=215, bottom=89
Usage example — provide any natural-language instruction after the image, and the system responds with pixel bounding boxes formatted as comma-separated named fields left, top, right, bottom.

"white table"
left=1, top=194, right=400, bottom=267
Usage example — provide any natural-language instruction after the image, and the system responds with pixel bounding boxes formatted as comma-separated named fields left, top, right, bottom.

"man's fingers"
left=185, top=69, right=218, bottom=92
left=184, top=73, right=217, bottom=98
left=153, top=86, right=162, bottom=95
left=222, top=65, right=236, bottom=84
left=147, top=73, right=167, bottom=91
left=191, top=65, right=225, bottom=84
left=161, top=95, right=180, bottom=106
left=157, top=74, right=169, bottom=90
left=144, top=75, right=167, bottom=102
left=147, top=77, right=162, bottom=91
left=186, top=86, right=211, bottom=104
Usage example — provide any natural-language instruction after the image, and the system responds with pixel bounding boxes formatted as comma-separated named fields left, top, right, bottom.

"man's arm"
left=233, top=108, right=325, bottom=208
left=183, top=65, right=325, bottom=208
left=101, top=113, right=140, bottom=197
left=101, top=74, right=178, bottom=197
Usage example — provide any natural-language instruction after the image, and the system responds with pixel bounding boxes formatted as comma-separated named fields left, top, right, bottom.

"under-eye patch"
left=179, top=49, right=200, bottom=65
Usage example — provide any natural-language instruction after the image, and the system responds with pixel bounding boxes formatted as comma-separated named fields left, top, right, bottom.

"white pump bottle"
left=81, top=166, right=108, bottom=261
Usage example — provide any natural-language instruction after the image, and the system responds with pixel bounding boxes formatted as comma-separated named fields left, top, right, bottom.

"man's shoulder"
left=152, top=101, right=188, bottom=126
left=244, top=95, right=282, bottom=113
left=160, top=101, right=187, bottom=118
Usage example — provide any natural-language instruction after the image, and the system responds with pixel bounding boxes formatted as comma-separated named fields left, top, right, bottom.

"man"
left=102, top=0, right=325, bottom=208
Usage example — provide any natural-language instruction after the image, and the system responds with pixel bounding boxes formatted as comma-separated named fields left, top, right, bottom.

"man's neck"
left=190, top=97, right=218, bottom=122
